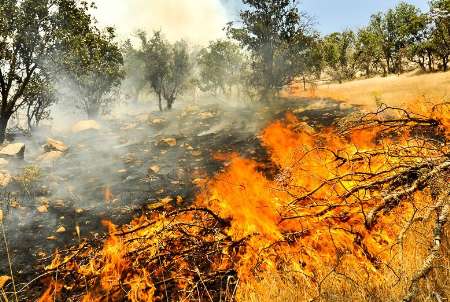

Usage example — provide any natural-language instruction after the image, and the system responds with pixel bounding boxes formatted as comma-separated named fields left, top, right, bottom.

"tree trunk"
left=166, top=97, right=175, bottom=110
left=158, top=93, right=163, bottom=112
left=443, top=56, right=448, bottom=72
left=385, top=55, right=391, bottom=74
left=427, top=50, right=433, bottom=72
left=0, top=115, right=9, bottom=144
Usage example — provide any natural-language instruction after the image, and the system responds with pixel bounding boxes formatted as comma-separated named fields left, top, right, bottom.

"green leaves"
left=197, top=40, right=244, bottom=95
left=54, top=13, right=124, bottom=118
left=138, top=31, right=192, bottom=111
left=227, top=0, right=315, bottom=100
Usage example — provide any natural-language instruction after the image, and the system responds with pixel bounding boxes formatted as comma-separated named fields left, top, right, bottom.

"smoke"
left=92, top=0, right=230, bottom=45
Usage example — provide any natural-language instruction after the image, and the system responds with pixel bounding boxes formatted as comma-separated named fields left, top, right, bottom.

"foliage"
left=55, top=19, right=124, bottom=118
left=429, top=0, right=450, bottom=71
left=0, top=0, right=57, bottom=142
left=322, top=30, right=357, bottom=82
left=162, top=40, right=191, bottom=110
left=121, top=39, right=147, bottom=102
left=227, top=0, right=316, bottom=101
left=197, top=40, right=245, bottom=96
left=23, top=72, right=56, bottom=130
left=139, top=31, right=191, bottom=111
left=366, top=3, right=427, bottom=74
left=355, top=27, right=385, bottom=76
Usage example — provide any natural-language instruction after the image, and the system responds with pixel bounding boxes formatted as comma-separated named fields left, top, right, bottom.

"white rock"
left=44, top=138, right=68, bottom=152
left=0, top=143, right=25, bottom=159
left=71, top=120, right=101, bottom=133
left=0, top=159, right=8, bottom=166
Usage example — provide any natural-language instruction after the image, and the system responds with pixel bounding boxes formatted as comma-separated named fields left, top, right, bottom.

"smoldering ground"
left=0, top=91, right=353, bottom=294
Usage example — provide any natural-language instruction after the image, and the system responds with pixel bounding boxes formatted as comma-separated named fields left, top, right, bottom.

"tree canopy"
left=227, top=0, right=316, bottom=101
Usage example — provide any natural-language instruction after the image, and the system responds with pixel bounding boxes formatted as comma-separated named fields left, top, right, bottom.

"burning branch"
left=34, top=103, right=450, bottom=301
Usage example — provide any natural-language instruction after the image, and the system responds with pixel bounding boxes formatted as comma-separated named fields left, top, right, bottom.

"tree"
left=293, top=34, right=323, bottom=90
left=140, top=32, right=191, bottom=111
left=24, top=72, right=56, bottom=131
left=56, top=25, right=124, bottom=118
left=227, top=0, right=315, bottom=101
left=355, top=27, right=385, bottom=76
left=139, top=31, right=170, bottom=111
left=197, top=40, right=244, bottom=96
left=322, top=31, right=357, bottom=82
left=368, top=2, right=425, bottom=74
left=0, top=0, right=57, bottom=142
left=429, top=0, right=450, bottom=71
left=162, top=40, right=191, bottom=110
left=121, top=39, right=147, bottom=103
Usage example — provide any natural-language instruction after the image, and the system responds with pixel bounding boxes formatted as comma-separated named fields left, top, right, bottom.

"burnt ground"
left=0, top=98, right=354, bottom=299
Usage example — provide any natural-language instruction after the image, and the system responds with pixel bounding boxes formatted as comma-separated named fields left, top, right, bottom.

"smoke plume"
left=93, top=0, right=229, bottom=45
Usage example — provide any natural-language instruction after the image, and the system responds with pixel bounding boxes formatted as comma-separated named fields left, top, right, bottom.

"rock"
left=160, top=138, right=177, bottom=147
left=37, top=151, right=64, bottom=163
left=191, top=150, right=202, bottom=157
left=44, top=138, right=68, bottom=152
left=0, top=170, right=11, bottom=187
left=151, top=118, right=165, bottom=124
left=56, top=226, right=66, bottom=233
left=37, top=205, right=48, bottom=213
left=0, top=143, right=25, bottom=159
left=71, top=120, right=101, bottom=133
left=149, top=165, right=161, bottom=173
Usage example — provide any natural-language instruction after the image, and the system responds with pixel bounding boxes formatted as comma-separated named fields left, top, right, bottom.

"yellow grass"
left=286, top=71, right=450, bottom=110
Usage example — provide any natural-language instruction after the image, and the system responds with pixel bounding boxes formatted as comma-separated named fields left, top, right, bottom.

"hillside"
left=288, top=71, right=450, bottom=109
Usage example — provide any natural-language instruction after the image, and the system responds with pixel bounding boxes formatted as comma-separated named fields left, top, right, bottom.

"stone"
left=0, top=159, right=8, bottom=166
left=160, top=138, right=177, bottom=147
left=151, top=118, right=165, bottom=124
left=44, top=138, right=68, bottom=152
left=0, top=143, right=25, bottom=159
left=37, top=205, right=48, bottom=213
left=56, top=226, right=66, bottom=233
left=149, top=165, right=161, bottom=173
left=71, top=120, right=101, bottom=133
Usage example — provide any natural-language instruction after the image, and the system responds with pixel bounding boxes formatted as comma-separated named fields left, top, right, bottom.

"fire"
left=39, top=103, right=450, bottom=301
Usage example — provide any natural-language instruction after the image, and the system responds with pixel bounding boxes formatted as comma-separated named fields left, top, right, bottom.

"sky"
left=93, top=0, right=430, bottom=45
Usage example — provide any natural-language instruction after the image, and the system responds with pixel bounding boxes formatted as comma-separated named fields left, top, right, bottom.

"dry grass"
left=238, top=220, right=450, bottom=302
left=285, top=71, right=450, bottom=110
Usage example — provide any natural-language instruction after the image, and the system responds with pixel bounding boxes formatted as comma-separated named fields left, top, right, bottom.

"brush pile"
left=39, top=103, right=450, bottom=302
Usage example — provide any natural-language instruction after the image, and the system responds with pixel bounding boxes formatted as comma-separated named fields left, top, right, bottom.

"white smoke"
left=92, top=0, right=229, bottom=45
